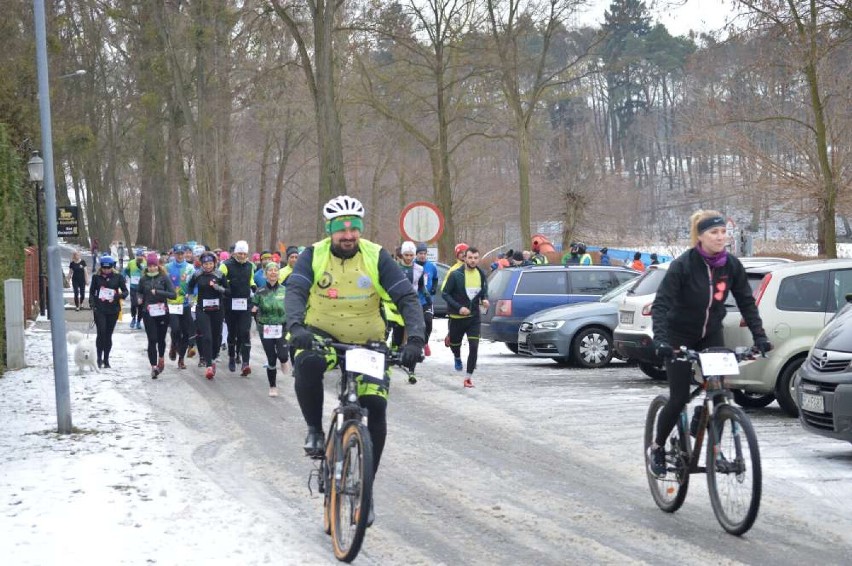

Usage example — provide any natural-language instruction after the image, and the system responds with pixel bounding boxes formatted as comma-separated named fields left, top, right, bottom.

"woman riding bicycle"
left=647, top=210, right=772, bottom=476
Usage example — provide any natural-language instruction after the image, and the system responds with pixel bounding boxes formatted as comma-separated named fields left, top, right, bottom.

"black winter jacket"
left=442, top=266, right=488, bottom=318
left=652, top=248, right=766, bottom=346
left=89, top=271, right=128, bottom=315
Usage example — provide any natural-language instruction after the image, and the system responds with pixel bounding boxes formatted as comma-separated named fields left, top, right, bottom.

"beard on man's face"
left=331, top=238, right=359, bottom=259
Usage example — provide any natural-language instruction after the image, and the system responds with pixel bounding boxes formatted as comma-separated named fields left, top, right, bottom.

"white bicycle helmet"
left=323, top=195, right=365, bottom=220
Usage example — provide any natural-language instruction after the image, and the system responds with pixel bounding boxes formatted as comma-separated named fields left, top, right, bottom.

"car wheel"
left=775, top=357, right=804, bottom=417
left=732, top=390, right=775, bottom=409
left=639, top=362, right=667, bottom=380
left=506, top=342, right=519, bottom=354
left=571, top=327, right=614, bottom=369
left=551, top=357, right=571, bottom=366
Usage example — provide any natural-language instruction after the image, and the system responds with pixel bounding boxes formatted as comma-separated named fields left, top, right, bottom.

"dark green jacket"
left=442, top=265, right=488, bottom=318
left=251, top=282, right=286, bottom=327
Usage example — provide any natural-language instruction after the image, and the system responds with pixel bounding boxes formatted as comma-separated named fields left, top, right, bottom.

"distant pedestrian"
left=631, top=252, right=646, bottom=272
left=576, top=242, right=592, bottom=265
left=599, top=247, right=611, bottom=266
left=68, top=251, right=89, bottom=311
left=650, top=253, right=660, bottom=265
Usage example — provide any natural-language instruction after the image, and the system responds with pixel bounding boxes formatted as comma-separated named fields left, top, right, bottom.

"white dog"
left=74, top=341, right=99, bottom=374
left=67, top=330, right=85, bottom=346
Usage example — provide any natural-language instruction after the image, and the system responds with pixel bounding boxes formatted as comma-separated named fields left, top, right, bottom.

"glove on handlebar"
left=653, top=340, right=674, bottom=359
left=401, top=336, right=425, bottom=370
left=754, top=336, right=773, bottom=354
left=288, top=324, right=314, bottom=350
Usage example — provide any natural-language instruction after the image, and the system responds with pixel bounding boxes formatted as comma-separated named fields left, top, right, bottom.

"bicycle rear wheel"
left=644, top=395, right=690, bottom=513
left=706, top=404, right=761, bottom=535
left=330, top=422, right=374, bottom=562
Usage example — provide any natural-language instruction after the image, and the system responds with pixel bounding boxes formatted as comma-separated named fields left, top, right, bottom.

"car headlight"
left=534, top=320, right=565, bottom=330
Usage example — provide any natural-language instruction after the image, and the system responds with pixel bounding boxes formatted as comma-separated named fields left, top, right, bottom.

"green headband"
left=265, top=261, right=280, bottom=272
left=326, top=216, right=364, bottom=234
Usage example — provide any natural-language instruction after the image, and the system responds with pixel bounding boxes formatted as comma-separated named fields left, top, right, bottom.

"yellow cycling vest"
left=305, top=238, right=402, bottom=342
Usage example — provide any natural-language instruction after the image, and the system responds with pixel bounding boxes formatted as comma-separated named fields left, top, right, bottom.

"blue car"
left=482, top=265, right=638, bottom=353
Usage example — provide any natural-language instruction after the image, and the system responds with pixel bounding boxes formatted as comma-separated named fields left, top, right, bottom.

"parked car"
left=724, top=259, right=852, bottom=416
left=517, top=276, right=639, bottom=368
left=794, top=302, right=852, bottom=443
left=483, top=265, right=638, bottom=353
left=431, top=262, right=450, bottom=317
left=613, top=257, right=794, bottom=383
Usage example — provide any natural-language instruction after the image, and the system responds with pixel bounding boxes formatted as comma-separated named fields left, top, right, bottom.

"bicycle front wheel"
left=706, top=404, right=761, bottom=535
left=330, top=422, right=374, bottom=562
left=644, top=395, right=690, bottom=513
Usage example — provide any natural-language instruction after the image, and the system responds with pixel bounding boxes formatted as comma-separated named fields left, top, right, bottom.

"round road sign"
left=399, top=201, right=444, bottom=242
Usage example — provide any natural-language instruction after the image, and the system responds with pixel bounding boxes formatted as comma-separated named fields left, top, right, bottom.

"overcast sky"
left=575, top=0, right=741, bottom=37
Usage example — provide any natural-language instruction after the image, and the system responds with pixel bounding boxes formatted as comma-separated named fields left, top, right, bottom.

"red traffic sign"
left=399, top=201, right=444, bottom=242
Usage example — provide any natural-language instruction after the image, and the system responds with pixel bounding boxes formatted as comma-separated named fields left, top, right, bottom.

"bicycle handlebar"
left=310, top=338, right=421, bottom=383
left=669, top=346, right=762, bottom=364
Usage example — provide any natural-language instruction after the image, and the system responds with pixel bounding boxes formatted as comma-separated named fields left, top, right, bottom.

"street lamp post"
left=33, top=0, right=72, bottom=433
left=27, top=152, right=46, bottom=318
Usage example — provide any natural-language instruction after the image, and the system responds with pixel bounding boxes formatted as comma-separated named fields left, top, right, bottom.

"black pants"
left=143, top=312, right=170, bottom=366
left=195, top=309, right=224, bottom=368
left=448, top=316, right=481, bottom=374
left=93, top=309, right=118, bottom=363
left=225, top=308, right=252, bottom=361
left=389, top=322, right=405, bottom=350
left=423, top=305, right=433, bottom=343
left=654, top=330, right=725, bottom=447
left=72, top=278, right=86, bottom=307
left=294, top=348, right=388, bottom=475
left=129, top=288, right=140, bottom=319
left=261, top=336, right=289, bottom=387
left=169, top=309, right=195, bottom=358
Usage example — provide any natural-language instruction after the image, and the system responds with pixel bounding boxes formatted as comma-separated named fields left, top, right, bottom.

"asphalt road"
left=66, top=316, right=852, bottom=565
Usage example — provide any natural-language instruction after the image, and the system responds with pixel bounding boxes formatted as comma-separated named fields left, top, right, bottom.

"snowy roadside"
left=0, top=325, right=322, bottom=566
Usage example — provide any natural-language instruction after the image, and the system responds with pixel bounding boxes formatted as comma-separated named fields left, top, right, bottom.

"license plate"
left=800, top=392, right=824, bottom=413
left=619, top=311, right=634, bottom=325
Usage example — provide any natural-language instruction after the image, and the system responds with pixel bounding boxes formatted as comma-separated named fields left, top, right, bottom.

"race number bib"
left=168, top=303, right=184, bottom=315
left=98, top=287, right=116, bottom=301
left=465, top=287, right=480, bottom=301
left=262, top=324, right=283, bottom=339
left=130, top=275, right=141, bottom=285
left=232, top=298, right=248, bottom=311
left=345, top=348, right=385, bottom=380
left=203, top=298, right=220, bottom=309
left=147, top=303, right=167, bottom=317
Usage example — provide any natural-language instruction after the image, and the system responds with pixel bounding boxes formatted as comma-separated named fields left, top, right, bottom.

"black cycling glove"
left=653, top=340, right=673, bottom=359
left=754, top=336, right=773, bottom=354
left=400, top=336, right=425, bottom=370
left=288, top=324, right=314, bottom=351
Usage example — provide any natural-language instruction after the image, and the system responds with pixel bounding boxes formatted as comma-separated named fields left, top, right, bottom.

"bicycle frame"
left=677, top=376, right=734, bottom=476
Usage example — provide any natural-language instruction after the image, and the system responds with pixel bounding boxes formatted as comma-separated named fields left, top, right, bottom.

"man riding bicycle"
left=285, top=195, right=425, bottom=517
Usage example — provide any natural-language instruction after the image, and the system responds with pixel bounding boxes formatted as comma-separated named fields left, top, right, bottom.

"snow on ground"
left=0, top=325, right=316, bottom=566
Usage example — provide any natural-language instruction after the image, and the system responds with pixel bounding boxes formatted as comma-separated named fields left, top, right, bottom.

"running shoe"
left=268, top=387, right=278, bottom=397
left=151, top=367, right=159, bottom=379
left=463, top=378, right=474, bottom=388
left=424, top=343, right=431, bottom=357
left=241, top=363, right=251, bottom=377
left=303, top=427, right=324, bottom=457
left=228, top=357, right=236, bottom=372
left=168, top=345, right=177, bottom=361
left=186, top=346, right=197, bottom=358
left=157, top=357, right=165, bottom=372
left=205, top=366, right=214, bottom=380
left=647, top=445, right=667, bottom=477
left=454, top=358, right=463, bottom=371
left=177, top=358, right=186, bottom=370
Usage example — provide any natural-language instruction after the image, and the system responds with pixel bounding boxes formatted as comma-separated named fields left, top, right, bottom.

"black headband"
left=697, top=216, right=725, bottom=234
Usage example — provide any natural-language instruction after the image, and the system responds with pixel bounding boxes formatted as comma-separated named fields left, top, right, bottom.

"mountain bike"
left=644, top=346, right=763, bottom=535
left=307, top=339, right=416, bottom=562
